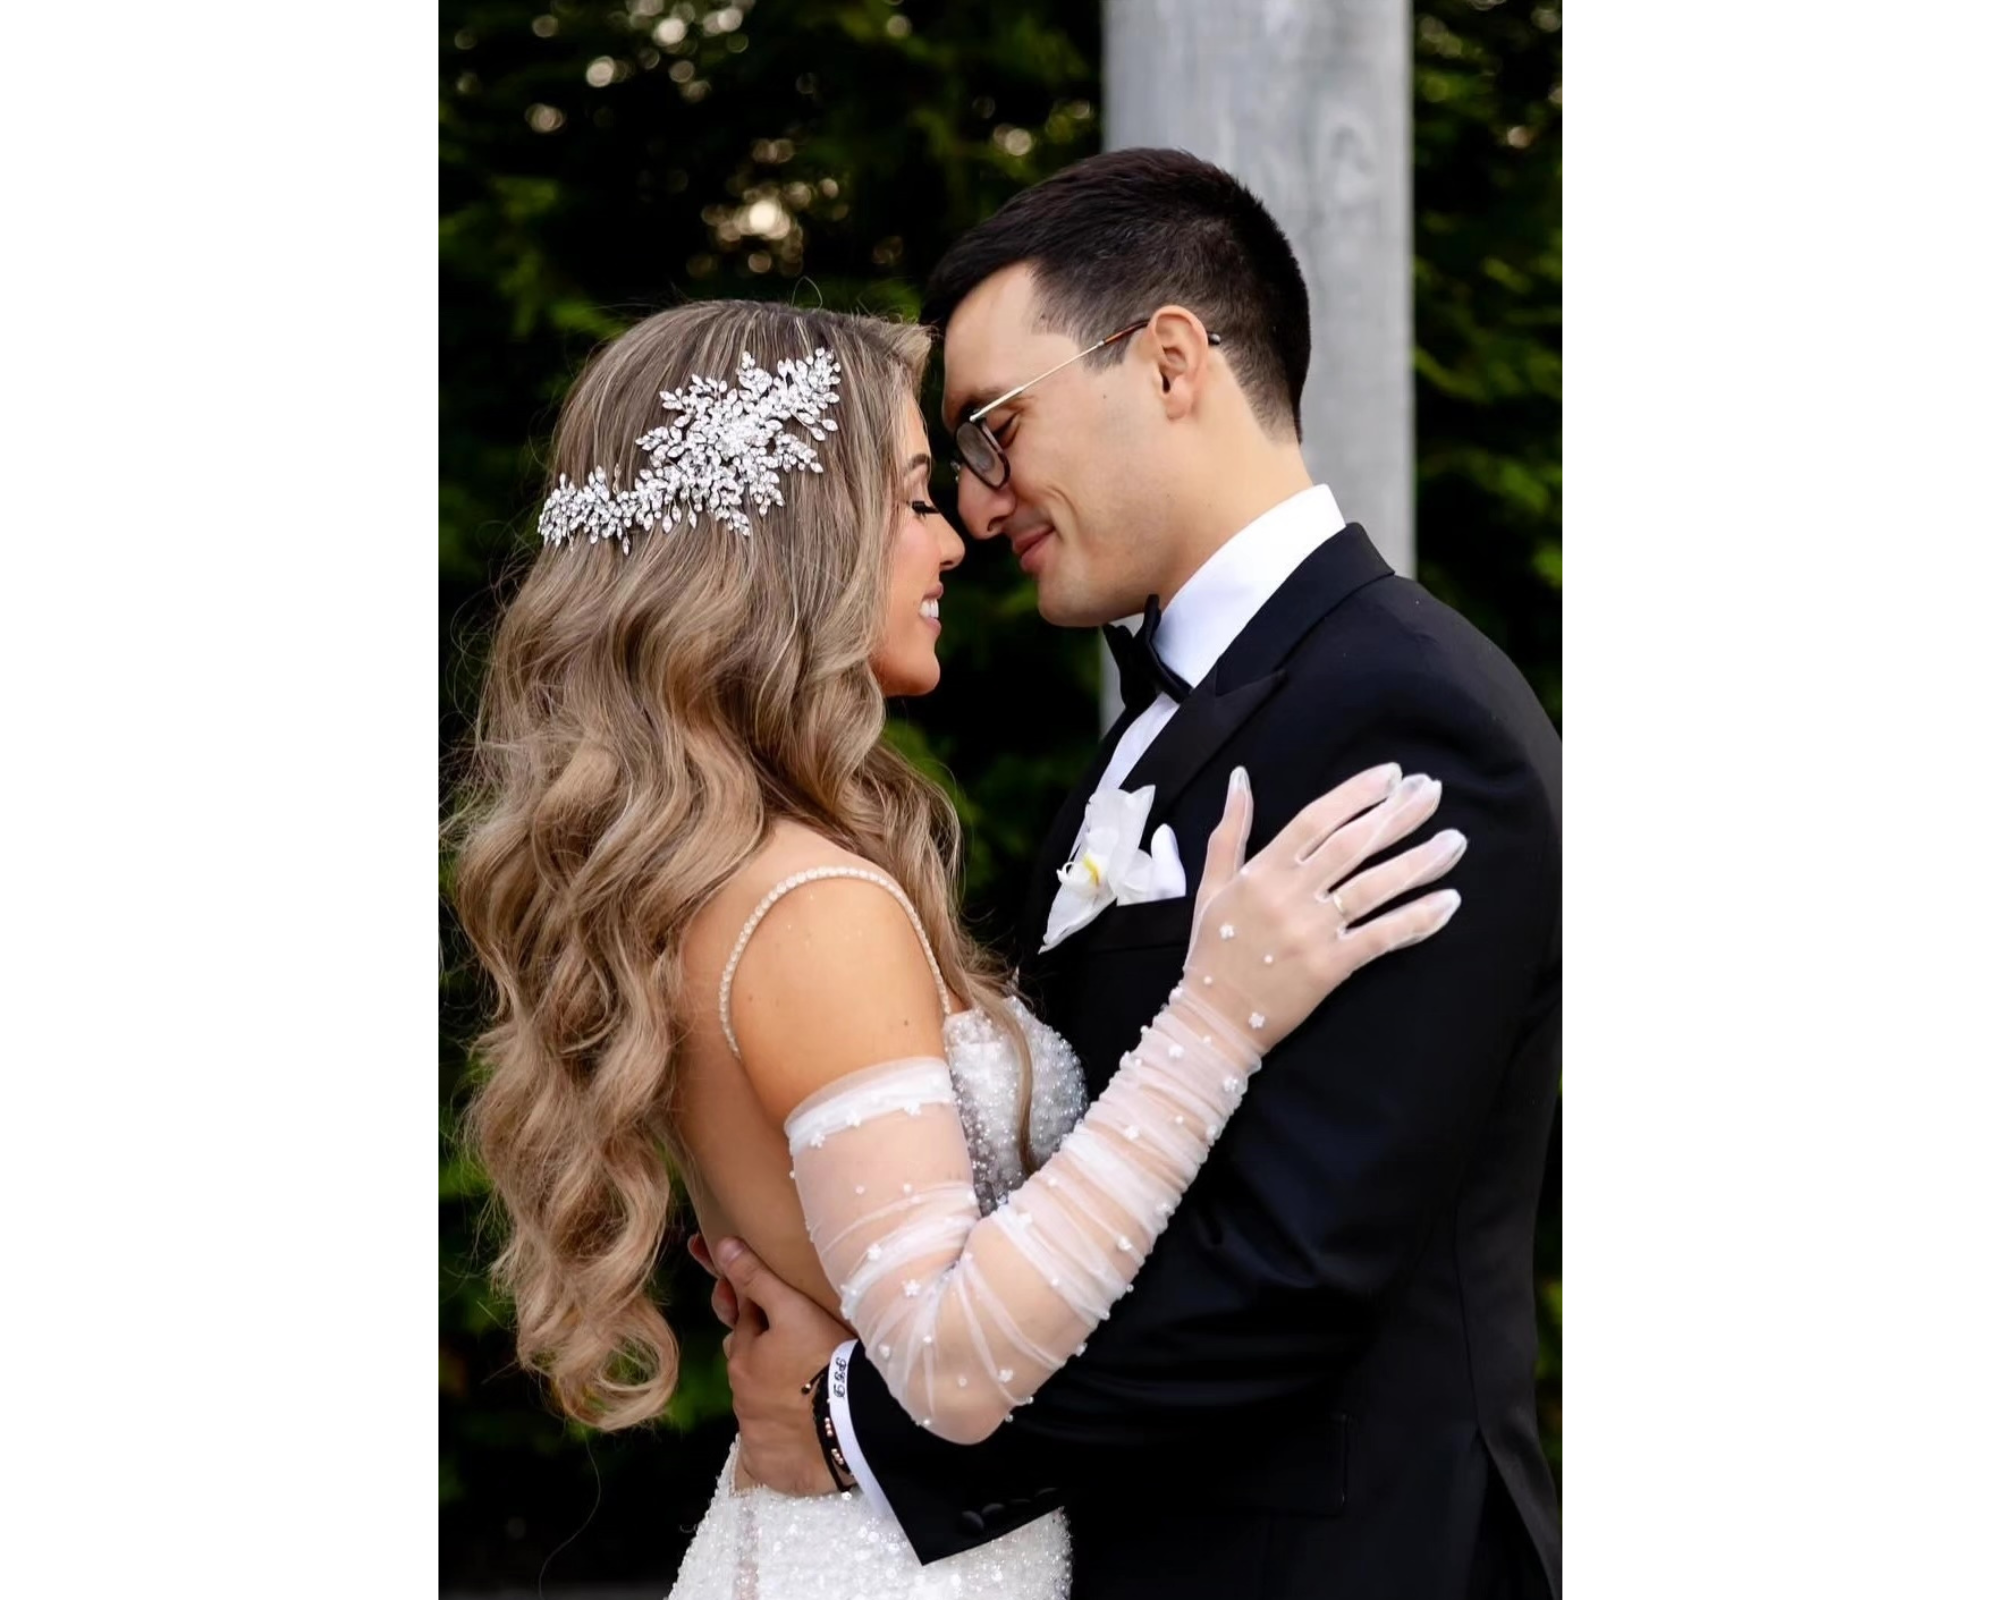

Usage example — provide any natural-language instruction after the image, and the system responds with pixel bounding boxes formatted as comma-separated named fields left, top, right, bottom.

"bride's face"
left=870, top=397, right=965, bottom=697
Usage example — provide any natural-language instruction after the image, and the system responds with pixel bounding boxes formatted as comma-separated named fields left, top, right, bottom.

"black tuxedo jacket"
left=843, top=527, right=1562, bottom=1599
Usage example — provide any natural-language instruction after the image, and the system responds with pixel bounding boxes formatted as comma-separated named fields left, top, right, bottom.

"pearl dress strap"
left=718, top=867, right=952, bottom=1061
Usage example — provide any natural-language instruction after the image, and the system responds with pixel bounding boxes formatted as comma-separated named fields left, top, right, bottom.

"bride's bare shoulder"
left=693, top=820, right=871, bottom=932
left=685, top=822, right=944, bottom=1118
left=682, top=823, right=879, bottom=987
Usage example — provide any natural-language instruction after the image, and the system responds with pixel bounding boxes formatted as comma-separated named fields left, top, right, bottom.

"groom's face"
left=941, top=265, right=1159, bottom=627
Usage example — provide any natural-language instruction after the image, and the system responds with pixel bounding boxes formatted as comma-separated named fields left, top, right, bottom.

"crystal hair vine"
left=538, top=347, right=843, bottom=550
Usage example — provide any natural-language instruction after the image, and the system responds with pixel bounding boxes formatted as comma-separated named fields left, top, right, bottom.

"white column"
left=1104, top=0, right=1414, bottom=581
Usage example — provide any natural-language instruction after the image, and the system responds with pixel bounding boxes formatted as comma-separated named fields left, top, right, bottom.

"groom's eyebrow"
left=948, top=383, right=1018, bottom=430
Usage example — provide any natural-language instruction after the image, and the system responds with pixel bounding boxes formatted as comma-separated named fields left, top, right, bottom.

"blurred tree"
left=441, top=0, right=1558, bottom=1587
left=1412, top=0, right=1563, bottom=725
left=1407, top=0, right=1563, bottom=1485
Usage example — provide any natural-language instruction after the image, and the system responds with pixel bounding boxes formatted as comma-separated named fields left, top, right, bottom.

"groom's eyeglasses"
left=950, top=319, right=1224, bottom=493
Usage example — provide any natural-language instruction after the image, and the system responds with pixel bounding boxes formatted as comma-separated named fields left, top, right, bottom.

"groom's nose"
left=954, top=471, right=1014, bottom=542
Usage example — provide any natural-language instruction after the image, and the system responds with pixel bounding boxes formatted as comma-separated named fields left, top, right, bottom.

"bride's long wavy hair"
left=450, top=301, right=1026, bottom=1431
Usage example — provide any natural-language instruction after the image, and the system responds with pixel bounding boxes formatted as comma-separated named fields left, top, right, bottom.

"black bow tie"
left=1102, top=594, right=1191, bottom=716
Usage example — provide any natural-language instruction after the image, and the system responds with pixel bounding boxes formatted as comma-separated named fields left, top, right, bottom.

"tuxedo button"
left=958, top=1510, right=986, bottom=1534
left=981, top=1502, right=1007, bottom=1522
left=1032, top=1486, right=1059, bottom=1504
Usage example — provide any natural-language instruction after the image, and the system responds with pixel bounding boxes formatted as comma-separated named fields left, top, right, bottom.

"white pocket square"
left=1041, top=786, right=1186, bottom=953
left=1145, top=822, right=1187, bottom=899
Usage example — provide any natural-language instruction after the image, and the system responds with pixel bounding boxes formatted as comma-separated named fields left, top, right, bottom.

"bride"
left=451, top=300, right=1466, bottom=1598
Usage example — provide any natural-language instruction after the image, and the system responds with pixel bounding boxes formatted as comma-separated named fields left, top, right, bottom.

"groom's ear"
left=1146, top=305, right=1216, bottom=422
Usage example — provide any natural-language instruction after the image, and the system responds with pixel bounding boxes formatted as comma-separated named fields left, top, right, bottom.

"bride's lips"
left=1010, top=527, right=1055, bottom=574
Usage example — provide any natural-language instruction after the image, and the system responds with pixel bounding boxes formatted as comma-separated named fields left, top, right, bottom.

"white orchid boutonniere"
left=1040, top=783, right=1187, bottom=952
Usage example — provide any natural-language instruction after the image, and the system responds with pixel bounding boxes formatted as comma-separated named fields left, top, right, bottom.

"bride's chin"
left=868, top=649, right=941, bottom=698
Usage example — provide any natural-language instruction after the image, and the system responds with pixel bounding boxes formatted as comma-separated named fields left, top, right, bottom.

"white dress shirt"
left=1099, top=481, right=1346, bottom=796
left=827, top=484, right=1346, bottom=1523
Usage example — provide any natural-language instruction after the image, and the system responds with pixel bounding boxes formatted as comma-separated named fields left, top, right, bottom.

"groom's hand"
left=712, top=1236, right=849, bottom=1496
left=687, top=1232, right=740, bottom=1331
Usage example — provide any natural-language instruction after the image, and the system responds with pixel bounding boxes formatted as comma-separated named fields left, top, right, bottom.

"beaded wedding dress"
left=668, top=865, right=1269, bottom=1600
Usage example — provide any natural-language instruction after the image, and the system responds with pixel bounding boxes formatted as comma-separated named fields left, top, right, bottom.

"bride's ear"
left=1145, top=306, right=1216, bottom=422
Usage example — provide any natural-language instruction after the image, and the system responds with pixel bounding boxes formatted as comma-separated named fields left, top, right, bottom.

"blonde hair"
left=450, top=302, right=1026, bottom=1431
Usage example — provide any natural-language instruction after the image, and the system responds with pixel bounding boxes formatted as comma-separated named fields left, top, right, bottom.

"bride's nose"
left=936, top=514, right=965, bottom=572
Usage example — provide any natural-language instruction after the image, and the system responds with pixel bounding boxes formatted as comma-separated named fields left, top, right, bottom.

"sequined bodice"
left=941, top=998, right=1088, bottom=1213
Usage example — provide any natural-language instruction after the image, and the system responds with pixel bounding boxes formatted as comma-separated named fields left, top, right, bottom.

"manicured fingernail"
left=1399, top=773, right=1431, bottom=798
left=1438, top=889, right=1462, bottom=919
left=1230, top=765, right=1248, bottom=797
left=1375, top=763, right=1402, bottom=788
left=1437, top=829, right=1467, bottom=860
left=716, top=1237, right=744, bottom=1266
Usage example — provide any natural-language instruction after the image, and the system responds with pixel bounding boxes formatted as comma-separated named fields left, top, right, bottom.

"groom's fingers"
left=712, top=1275, right=740, bottom=1330
left=690, top=1233, right=742, bottom=1328
left=713, top=1236, right=800, bottom=1329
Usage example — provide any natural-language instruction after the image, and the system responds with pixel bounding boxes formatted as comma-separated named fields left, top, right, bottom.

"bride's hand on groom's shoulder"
left=1182, top=762, right=1468, bottom=1051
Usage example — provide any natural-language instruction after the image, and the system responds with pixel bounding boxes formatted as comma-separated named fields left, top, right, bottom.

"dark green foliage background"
left=441, top=1, right=1558, bottom=1588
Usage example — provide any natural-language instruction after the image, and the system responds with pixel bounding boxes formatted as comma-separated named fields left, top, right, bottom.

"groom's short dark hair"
left=923, top=148, right=1311, bottom=438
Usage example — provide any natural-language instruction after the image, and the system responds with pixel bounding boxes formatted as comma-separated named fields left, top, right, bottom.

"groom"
left=704, top=148, right=1561, bottom=1599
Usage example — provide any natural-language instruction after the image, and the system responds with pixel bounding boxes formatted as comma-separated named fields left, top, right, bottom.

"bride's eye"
left=912, top=500, right=942, bottom=519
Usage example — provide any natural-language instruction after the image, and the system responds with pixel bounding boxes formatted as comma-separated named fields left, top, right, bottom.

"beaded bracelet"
left=802, top=1364, right=858, bottom=1492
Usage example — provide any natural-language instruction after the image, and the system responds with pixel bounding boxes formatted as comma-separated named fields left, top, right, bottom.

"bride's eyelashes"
left=912, top=500, right=943, bottom=519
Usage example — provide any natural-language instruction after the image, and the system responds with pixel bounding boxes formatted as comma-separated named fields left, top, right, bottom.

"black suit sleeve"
left=844, top=665, right=1559, bottom=1560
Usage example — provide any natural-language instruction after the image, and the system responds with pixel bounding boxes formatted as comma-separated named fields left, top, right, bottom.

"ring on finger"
left=1329, top=887, right=1352, bottom=923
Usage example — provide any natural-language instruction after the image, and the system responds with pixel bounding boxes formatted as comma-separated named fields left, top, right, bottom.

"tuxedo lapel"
left=1114, top=671, right=1288, bottom=823
left=1118, top=524, right=1394, bottom=818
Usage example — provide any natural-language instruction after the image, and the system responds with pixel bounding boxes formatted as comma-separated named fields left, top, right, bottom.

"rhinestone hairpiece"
left=538, top=346, right=842, bottom=550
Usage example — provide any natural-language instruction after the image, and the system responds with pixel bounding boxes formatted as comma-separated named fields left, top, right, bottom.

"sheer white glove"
left=1177, top=762, right=1466, bottom=1054
left=782, top=763, right=1463, bottom=1444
